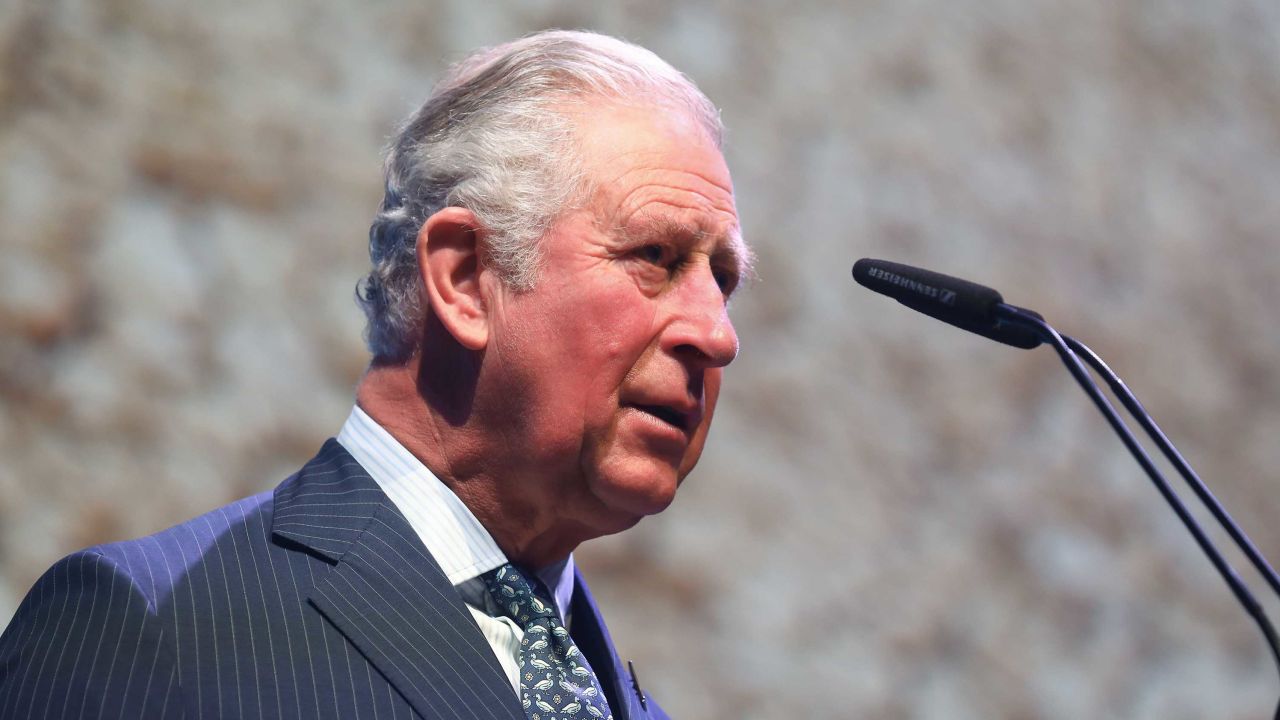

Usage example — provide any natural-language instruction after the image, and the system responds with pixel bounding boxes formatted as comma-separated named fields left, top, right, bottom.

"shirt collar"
left=336, top=405, right=576, bottom=618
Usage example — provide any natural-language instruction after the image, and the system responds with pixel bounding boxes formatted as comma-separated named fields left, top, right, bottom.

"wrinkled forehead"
left=559, top=98, right=752, bottom=271
left=626, top=118, right=743, bottom=245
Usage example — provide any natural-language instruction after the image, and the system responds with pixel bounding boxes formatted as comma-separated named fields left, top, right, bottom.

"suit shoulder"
left=0, top=550, right=184, bottom=718
left=85, top=490, right=276, bottom=610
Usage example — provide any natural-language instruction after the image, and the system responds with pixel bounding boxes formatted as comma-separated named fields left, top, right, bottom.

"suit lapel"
left=273, top=440, right=523, bottom=720
left=569, top=569, right=647, bottom=720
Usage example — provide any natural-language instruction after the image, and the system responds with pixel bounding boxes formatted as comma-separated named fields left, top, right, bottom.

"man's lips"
left=624, top=401, right=700, bottom=434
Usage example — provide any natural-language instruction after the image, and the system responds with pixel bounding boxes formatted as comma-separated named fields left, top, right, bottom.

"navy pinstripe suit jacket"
left=0, top=440, right=670, bottom=719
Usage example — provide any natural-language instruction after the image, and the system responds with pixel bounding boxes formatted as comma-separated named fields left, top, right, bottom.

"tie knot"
left=482, top=563, right=558, bottom=625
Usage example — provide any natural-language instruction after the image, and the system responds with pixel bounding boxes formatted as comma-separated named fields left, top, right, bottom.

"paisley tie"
left=482, top=564, right=614, bottom=720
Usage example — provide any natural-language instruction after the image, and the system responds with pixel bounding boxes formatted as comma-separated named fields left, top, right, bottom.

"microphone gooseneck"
left=1058, top=334, right=1280, bottom=601
left=852, top=258, right=1280, bottom=719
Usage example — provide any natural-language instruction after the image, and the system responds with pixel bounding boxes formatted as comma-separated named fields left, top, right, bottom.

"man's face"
left=482, top=102, right=745, bottom=535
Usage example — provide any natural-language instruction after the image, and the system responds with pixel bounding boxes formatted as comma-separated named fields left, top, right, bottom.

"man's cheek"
left=678, top=368, right=722, bottom=480
left=703, top=368, right=723, bottom=417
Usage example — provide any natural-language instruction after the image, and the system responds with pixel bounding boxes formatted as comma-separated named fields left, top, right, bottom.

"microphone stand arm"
left=995, top=303, right=1280, bottom=718
left=1059, top=334, right=1280, bottom=599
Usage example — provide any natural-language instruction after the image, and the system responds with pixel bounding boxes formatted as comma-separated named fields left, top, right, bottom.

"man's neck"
left=355, top=361, right=591, bottom=569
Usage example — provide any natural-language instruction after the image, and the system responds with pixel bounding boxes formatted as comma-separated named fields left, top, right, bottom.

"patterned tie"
left=482, top=563, right=614, bottom=720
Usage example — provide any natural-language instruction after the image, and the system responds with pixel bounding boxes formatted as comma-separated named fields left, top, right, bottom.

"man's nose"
left=665, top=264, right=739, bottom=369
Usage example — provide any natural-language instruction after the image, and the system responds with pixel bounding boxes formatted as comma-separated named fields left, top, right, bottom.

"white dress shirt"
left=336, top=405, right=576, bottom=695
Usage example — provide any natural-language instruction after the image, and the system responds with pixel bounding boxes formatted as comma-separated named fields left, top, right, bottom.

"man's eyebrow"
left=616, top=216, right=754, bottom=275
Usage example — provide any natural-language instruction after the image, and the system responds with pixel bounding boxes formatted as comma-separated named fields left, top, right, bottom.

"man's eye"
left=636, top=244, right=667, bottom=265
left=713, top=266, right=739, bottom=295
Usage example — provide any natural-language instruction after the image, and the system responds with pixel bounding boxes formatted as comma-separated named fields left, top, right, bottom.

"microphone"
left=851, top=258, right=1042, bottom=349
left=852, top=257, right=1280, bottom=718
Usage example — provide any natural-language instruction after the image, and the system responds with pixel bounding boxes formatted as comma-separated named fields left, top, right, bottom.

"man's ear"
left=418, top=207, right=490, bottom=351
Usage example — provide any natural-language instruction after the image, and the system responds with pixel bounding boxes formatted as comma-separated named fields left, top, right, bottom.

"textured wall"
left=3, top=1, right=1280, bottom=718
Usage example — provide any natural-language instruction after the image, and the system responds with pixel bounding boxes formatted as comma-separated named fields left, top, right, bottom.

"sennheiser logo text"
left=867, top=267, right=957, bottom=306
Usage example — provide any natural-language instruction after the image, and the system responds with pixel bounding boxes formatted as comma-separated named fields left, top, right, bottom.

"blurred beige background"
left=3, top=1, right=1280, bottom=718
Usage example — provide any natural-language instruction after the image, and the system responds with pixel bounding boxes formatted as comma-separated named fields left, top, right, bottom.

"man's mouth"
left=629, top=403, right=691, bottom=432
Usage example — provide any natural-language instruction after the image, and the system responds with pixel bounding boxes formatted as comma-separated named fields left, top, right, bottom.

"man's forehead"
left=566, top=101, right=752, bottom=274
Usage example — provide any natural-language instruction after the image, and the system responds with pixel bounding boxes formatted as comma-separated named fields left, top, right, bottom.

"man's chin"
left=588, top=462, right=681, bottom=523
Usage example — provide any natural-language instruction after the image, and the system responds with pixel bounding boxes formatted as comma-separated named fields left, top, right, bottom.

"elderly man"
left=0, top=29, right=745, bottom=720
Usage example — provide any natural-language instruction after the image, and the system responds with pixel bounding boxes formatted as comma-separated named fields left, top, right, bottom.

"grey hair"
left=357, top=29, right=724, bottom=363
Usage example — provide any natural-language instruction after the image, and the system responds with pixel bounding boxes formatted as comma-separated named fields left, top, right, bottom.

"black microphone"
left=851, top=258, right=1042, bottom=349
left=852, top=258, right=1280, bottom=718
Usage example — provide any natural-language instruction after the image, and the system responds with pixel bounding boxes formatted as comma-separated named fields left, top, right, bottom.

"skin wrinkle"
left=605, top=162, right=747, bottom=290
left=612, top=167, right=736, bottom=213
left=610, top=175, right=736, bottom=235
left=610, top=216, right=747, bottom=299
